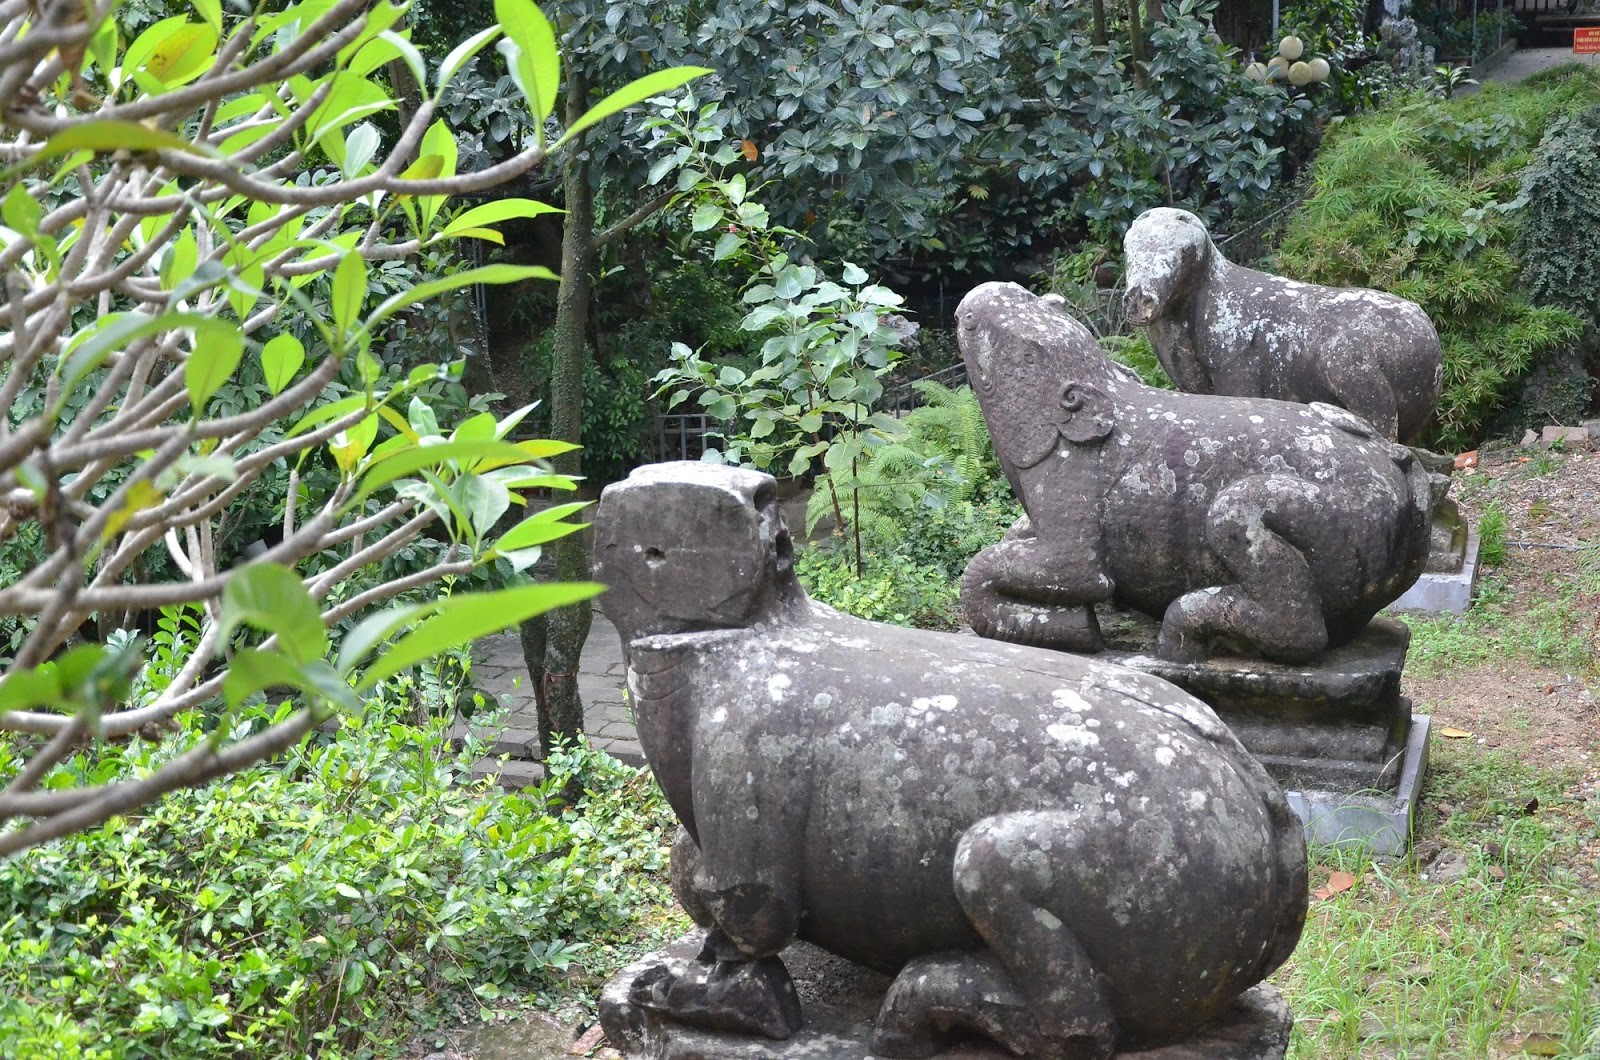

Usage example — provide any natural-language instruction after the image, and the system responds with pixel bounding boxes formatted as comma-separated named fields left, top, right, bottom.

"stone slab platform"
left=462, top=607, right=642, bottom=788
left=1288, top=713, right=1431, bottom=858
left=1099, top=613, right=1412, bottom=788
left=600, top=933, right=1291, bottom=1060
left=1388, top=527, right=1481, bottom=614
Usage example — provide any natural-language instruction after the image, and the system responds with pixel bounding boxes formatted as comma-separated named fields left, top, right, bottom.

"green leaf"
left=451, top=411, right=497, bottom=444
left=408, top=396, right=440, bottom=438
left=3, top=183, right=42, bottom=236
left=261, top=334, right=305, bottom=396
left=5, top=122, right=212, bottom=181
left=692, top=203, right=724, bottom=232
left=377, top=30, right=426, bottom=88
left=142, top=21, right=217, bottom=87
left=556, top=67, right=715, bottom=147
left=223, top=648, right=307, bottom=710
left=343, top=122, right=380, bottom=177
left=193, top=0, right=222, bottom=32
left=495, top=501, right=593, bottom=551
left=494, top=0, right=559, bottom=122
left=350, top=439, right=578, bottom=508
left=458, top=475, right=511, bottom=542
left=331, top=252, right=367, bottom=337
left=439, top=198, right=561, bottom=239
left=87, top=16, right=118, bottom=74
left=123, top=17, right=217, bottom=92
left=493, top=519, right=586, bottom=551
left=343, top=958, right=367, bottom=995
left=59, top=311, right=206, bottom=397
left=159, top=229, right=199, bottom=291
left=359, top=582, right=604, bottom=687
left=286, top=395, right=370, bottom=441
left=336, top=603, right=430, bottom=676
left=184, top=319, right=245, bottom=412
left=366, top=264, right=555, bottom=332
left=437, top=25, right=502, bottom=93
left=220, top=563, right=328, bottom=664
left=713, top=230, right=743, bottom=262
left=0, top=665, right=63, bottom=713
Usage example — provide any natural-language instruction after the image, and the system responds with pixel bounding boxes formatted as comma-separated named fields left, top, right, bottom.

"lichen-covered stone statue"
left=1122, top=207, right=1442, bottom=444
left=959, top=281, right=1432, bottom=663
left=593, top=462, right=1308, bottom=1059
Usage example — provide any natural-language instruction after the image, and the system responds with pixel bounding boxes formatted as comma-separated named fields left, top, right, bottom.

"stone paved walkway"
left=1468, top=45, right=1598, bottom=92
left=465, top=606, right=640, bottom=787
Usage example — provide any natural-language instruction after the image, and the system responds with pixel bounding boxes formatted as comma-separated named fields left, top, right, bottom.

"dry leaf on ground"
left=1311, top=869, right=1360, bottom=900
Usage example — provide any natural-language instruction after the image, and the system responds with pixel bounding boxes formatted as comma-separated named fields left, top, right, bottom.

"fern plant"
left=806, top=382, right=1001, bottom=538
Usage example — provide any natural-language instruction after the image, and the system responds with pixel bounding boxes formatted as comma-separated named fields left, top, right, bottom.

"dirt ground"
left=1402, top=443, right=1600, bottom=775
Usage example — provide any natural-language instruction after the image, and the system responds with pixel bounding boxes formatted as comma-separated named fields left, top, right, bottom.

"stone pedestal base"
left=1391, top=482, right=1480, bottom=614
left=1098, top=612, right=1429, bottom=854
left=600, top=933, right=1292, bottom=1060
left=1389, top=526, right=1480, bottom=614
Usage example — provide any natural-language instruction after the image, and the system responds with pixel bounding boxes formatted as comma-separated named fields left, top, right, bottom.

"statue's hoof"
left=630, top=954, right=803, bottom=1040
left=1155, top=625, right=1208, bottom=664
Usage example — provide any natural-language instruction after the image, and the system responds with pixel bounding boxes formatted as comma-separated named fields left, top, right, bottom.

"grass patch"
left=1397, top=576, right=1597, bottom=677
left=1279, top=745, right=1600, bottom=1057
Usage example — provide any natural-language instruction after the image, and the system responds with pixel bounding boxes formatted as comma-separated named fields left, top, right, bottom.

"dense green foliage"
left=796, top=385, right=1019, bottom=631
left=1275, top=67, right=1600, bottom=447
left=1514, top=105, right=1600, bottom=327
left=0, top=700, right=676, bottom=1058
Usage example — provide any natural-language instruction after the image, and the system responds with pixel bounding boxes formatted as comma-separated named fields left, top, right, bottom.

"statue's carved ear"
left=1056, top=382, right=1115, bottom=444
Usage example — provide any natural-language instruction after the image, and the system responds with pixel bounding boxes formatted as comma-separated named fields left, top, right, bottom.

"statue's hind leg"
left=871, top=811, right=1116, bottom=1060
left=1322, top=359, right=1400, bottom=442
left=1157, top=476, right=1328, bottom=664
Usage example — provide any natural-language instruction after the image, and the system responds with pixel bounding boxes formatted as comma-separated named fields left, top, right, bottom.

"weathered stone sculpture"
left=959, top=281, right=1433, bottom=664
left=594, top=462, right=1308, bottom=1059
left=1122, top=207, right=1443, bottom=444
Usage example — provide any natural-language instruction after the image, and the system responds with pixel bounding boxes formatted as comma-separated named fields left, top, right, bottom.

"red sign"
left=1577, top=26, right=1600, bottom=54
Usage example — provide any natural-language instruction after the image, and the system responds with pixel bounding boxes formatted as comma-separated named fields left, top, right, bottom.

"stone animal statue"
left=959, top=281, right=1432, bottom=663
left=1122, top=207, right=1443, bottom=444
left=594, top=462, right=1308, bottom=1060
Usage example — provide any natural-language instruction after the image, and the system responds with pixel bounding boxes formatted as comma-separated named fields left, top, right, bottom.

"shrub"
left=1275, top=69, right=1600, bottom=447
left=1099, top=334, right=1176, bottom=389
left=0, top=698, right=677, bottom=1059
left=1514, top=106, right=1600, bottom=328
left=0, top=0, right=704, bottom=853
left=796, top=546, right=964, bottom=630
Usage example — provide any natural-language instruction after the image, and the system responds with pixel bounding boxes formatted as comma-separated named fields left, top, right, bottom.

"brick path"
left=464, top=607, right=641, bottom=787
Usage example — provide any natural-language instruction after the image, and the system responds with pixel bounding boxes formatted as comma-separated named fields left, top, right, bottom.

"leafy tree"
left=409, top=0, right=1312, bottom=757
left=0, top=0, right=699, bottom=854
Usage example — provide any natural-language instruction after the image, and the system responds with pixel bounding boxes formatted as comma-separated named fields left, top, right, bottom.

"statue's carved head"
left=1122, top=207, right=1214, bottom=326
left=594, top=463, right=801, bottom=646
left=957, top=282, right=1116, bottom=471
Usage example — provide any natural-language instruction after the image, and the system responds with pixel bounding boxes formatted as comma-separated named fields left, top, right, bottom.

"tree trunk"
left=1127, top=0, right=1148, bottom=85
left=1092, top=0, right=1107, bottom=45
left=1145, top=0, right=1163, bottom=28
left=520, top=68, right=596, bottom=761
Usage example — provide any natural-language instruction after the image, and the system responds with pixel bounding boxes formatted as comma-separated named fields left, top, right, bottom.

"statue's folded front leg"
left=633, top=823, right=805, bottom=1039
left=961, top=526, right=1111, bottom=652
left=627, top=927, right=803, bottom=1040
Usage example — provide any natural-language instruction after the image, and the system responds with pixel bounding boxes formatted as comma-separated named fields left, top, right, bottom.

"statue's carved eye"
left=645, top=547, right=665, bottom=569
left=1060, top=386, right=1082, bottom=412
